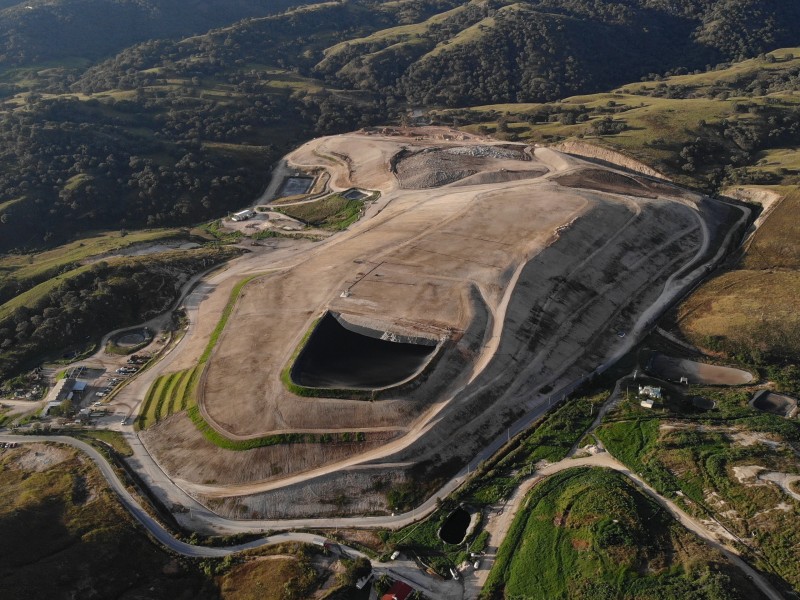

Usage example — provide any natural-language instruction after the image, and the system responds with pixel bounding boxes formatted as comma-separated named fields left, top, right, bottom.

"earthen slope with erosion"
left=141, top=128, right=748, bottom=518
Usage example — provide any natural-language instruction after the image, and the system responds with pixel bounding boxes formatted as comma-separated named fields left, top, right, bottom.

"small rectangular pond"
left=279, top=176, right=314, bottom=197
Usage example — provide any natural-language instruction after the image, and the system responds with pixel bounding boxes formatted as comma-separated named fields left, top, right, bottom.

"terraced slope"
left=139, top=128, right=746, bottom=518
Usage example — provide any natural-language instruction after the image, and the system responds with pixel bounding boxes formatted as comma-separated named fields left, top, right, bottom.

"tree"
left=341, top=556, right=371, bottom=586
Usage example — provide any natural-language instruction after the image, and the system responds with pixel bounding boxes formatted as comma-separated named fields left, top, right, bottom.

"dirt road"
left=0, top=433, right=781, bottom=600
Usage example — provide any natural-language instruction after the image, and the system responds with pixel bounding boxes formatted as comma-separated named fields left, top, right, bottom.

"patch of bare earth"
left=9, top=443, right=70, bottom=472
left=649, top=353, right=753, bottom=385
left=143, top=130, right=745, bottom=509
left=141, top=411, right=400, bottom=486
left=202, top=468, right=411, bottom=519
left=554, top=169, right=660, bottom=198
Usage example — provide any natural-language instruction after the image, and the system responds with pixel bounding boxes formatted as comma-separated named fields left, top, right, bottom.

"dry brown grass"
left=677, top=269, right=800, bottom=356
left=743, top=189, right=800, bottom=270
left=678, top=186, right=800, bottom=358
left=217, top=556, right=315, bottom=600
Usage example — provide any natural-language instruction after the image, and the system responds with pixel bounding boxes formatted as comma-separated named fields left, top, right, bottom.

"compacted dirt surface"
left=138, top=127, right=749, bottom=517
left=650, top=353, right=754, bottom=385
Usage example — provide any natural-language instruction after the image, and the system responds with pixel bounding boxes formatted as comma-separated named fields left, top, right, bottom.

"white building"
left=231, top=209, right=256, bottom=222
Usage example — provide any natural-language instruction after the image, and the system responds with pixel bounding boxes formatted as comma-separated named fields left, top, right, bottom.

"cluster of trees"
left=316, top=0, right=800, bottom=106
left=0, top=0, right=313, bottom=67
left=671, top=106, right=800, bottom=190
left=0, top=247, right=239, bottom=379
left=0, top=90, right=288, bottom=252
left=2, top=0, right=800, bottom=253
left=629, top=54, right=800, bottom=100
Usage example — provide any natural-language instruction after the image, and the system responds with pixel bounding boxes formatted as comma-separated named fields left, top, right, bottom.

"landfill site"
left=141, top=127, right=749, bottom=518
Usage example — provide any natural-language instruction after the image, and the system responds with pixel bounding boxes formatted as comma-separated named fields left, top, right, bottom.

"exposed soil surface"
left=394, top=145, right=532, bottom=189
left=649, top=353, right=754, bottom=385
left=555, top=169, right=670, bottom=198
left=136, top=128, right=746, bottom=511
left=141, top=412, right=400, bottom=487
left=8, top=443, right=70, bottom=472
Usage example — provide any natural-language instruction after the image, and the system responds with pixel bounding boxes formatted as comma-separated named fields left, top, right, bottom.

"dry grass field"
left=679, top=188, right=800, bottom=358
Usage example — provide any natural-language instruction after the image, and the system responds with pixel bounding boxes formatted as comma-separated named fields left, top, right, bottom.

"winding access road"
left=0, top=433, right=784, bottom=600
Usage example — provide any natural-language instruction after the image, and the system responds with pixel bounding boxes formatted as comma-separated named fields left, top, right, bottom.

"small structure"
left=45, top=400, right=64, bottom=415
left=639, top=385, right=662, bottom=399
left=640, top=398, right=655, bottom=409
left=381, top=581, right=413, bottom=600
left=231, top=209, right=256, bottom=222
left=44, top=378, right=76, bottom=415
left=356, top=572, right=373, bottom=590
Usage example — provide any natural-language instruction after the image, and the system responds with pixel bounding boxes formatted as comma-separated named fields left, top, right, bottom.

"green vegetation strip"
left=136, top=377, right=161, bottom=430
left=199, top=275, right=258, bottom=364
left=176, top=366, right=199, bottom=411
left=137, top=367, right=199, bottom=430
left=139, top=275, right=257, bottom=432
left=187, top=406, right=366, bottom=451
left=187, top=405, right=307, bottom=450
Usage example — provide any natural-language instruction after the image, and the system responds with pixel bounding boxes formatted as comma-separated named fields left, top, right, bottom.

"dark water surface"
left=291, top=313, right=436, bottom=389
left=439, top=507, right=470, bottom=545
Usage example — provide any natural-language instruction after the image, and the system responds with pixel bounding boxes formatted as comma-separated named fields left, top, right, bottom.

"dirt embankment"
left=554, top=169, right=660, bottom=198
left=554, top=140, right=669, bottom=180
left=393, top=145, right=530, bottom=189
left=142, top=412, right=401, bottom=487
left=649, top=353, right=754, bottom=385
left=723, top=186, right=784, bottom=231
left=205, top=467, right=411, bottom=519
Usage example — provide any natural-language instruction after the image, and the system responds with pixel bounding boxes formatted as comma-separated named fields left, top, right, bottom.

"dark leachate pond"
left=439, top=507, right=470, bottom=545
left=290, top=312, right=436, bottom=389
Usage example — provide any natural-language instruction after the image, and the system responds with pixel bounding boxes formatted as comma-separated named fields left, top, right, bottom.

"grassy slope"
left=482, top=467, right=761, bottom=600
left=137, top=274, right=317, bottom=449
left=0, top=262, right=95, bottom=321
left=596, top=389, right=800, bottom=592
left=0, top=228, right=183, bottom=305
left=217, top=557, right=318, bottom=600
left=277, top=194, right=363, bottom=230
left=385, top=393, right=607, bottom=574
left=450, top=47, right=800, bottom=188
left=319, top=3, right=466, bottom=67
left=677, top=188, right=800, bottom=359
left=0, top=443, right=327, bottom=599
left=0, top=445, right=214, bottom=600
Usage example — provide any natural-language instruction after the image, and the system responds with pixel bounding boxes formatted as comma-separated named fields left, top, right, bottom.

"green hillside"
left=2, top=1, right=800, bottom=252
left=445, top=47, right=800, bottom=192
left=0, top=0, right=312, bottom=67
left=482, top=468, right=762, bottom=600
